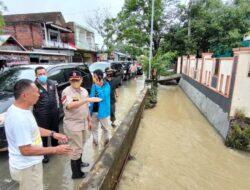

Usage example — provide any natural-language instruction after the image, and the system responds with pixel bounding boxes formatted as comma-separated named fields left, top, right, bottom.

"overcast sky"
left=2, top=0, right=125, bottom=46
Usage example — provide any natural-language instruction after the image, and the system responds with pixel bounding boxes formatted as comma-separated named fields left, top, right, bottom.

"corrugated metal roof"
left=0, top=35, right=27, bottom=51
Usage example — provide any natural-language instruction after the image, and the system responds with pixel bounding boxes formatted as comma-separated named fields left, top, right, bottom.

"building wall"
left=4, top=23, right=43, bottom=49
left=230, top=51, right=250, bottom=117
left=74, top=24, right=95, bottom=51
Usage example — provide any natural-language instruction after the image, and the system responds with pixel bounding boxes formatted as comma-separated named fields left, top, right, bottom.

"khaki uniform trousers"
left=10, top=163, right=43, bottom=190
left=64, top=127, right=87, bottom=160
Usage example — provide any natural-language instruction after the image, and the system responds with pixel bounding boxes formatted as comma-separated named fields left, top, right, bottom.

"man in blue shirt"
left=89, top=69, right=111, bottom=146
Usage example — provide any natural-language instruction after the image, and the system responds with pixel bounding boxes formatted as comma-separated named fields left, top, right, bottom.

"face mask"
left=71, top=82, right=81, bottom=89
left=38, top=75, right=47, bottom=84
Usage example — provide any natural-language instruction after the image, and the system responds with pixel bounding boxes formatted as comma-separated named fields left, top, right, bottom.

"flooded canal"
left=0, top=76, right=145, bottom=190
left=118, top=85, right=250, bottom=190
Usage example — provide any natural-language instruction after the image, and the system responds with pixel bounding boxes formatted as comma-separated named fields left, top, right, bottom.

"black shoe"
left=104, top=139, right=109, bottom=146
left=71, top=159, right=87, bottom=179
left=42, top=155, right=49, bottom=164
left=81, top=161, right=90, bottom=167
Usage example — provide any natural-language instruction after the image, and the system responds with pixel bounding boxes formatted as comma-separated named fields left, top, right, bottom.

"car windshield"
left=89, top=63, right=110, bottom=72
left=0, top=68, right=35, bottom=92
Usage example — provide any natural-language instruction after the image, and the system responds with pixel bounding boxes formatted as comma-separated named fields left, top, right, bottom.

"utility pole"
left=148, top=0, right=155, bottom=79
left=188, top=0, right=192, bottom=37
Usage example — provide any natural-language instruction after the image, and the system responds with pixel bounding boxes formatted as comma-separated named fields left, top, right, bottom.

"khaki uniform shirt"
left=61, top=86, right=89, bottom=131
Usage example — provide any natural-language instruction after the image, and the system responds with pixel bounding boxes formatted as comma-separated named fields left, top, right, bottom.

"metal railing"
left=42, top=40, right=70, bottom=49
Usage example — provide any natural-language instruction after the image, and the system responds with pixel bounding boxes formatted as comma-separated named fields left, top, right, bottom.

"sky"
left=1, top=0, right=125, bottom=46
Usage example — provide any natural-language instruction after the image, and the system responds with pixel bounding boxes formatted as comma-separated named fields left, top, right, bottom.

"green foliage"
left=162, top=0, right=250, bottom=57
left=0, top=1, right=6, bottom=31
left=226, top=111, right=250, bottom=151
left=103, top=0, right=178, bottom=57
left=225, top=124, right=250, bottom=151
left=235, top=109, right=246, bottom=121
left=145, top=85, right=158, bottom=109
left=137, top=51, right=177, bottom=77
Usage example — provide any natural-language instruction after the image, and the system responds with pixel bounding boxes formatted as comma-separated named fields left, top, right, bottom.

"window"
left=48, top=69, right=65, bottom=84
left=50, top=33, right=58, bottom=41
left=48, top=30, right=60, bottom=42
left=0, top=68, right=35, bottom=92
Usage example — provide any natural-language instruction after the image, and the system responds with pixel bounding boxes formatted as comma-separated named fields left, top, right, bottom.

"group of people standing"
left=4, top=66, right=119, bottom=189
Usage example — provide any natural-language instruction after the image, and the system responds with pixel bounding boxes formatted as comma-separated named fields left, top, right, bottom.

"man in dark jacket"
left=33, top=66, right=60, bottom=163
left=105, top=67, right=119, bottom=127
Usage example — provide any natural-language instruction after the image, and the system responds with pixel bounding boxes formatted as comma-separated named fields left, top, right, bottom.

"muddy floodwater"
left=118, top=85, right=250, bottom=190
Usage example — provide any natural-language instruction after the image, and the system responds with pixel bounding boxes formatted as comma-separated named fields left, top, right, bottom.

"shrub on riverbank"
left=225, top=110, right=250, bottom=151
left=145, top=84, right=158, bottom=109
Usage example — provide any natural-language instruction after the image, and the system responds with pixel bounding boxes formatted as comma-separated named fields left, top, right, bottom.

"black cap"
left=105, top=67, right=113, bottom=73
left=69, top=71, right=82, bottom=81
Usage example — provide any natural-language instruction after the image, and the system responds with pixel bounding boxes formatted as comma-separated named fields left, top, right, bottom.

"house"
left=0, top=35, right=29, bottom=68
left=3, top=12, right=75, bottom=63
left=66, top=22, right=97, bottom=63
left=0, top=34, right=69, bottom=69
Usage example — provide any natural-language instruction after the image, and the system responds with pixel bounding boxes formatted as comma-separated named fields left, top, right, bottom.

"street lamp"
left=148, top=0, right=155, bottom=79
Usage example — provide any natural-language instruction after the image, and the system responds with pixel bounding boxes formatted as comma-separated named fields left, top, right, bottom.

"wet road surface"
left=0, top=76, right=145, bottom=190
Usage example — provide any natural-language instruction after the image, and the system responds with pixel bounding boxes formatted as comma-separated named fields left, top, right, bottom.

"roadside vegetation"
left=226, top=109, right=250, bottom=151
left=145, top=84, right=158, bottom=109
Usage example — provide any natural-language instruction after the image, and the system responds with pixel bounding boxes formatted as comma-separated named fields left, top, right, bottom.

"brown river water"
left=118, top=85, right=250, bottom=190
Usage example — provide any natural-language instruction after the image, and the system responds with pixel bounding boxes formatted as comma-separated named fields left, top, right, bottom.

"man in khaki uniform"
left=61, top=71, right=101, bottom=179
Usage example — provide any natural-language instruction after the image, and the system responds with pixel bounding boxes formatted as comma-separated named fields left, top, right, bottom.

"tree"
left=86, top=8, right=112, bottom=51
left=103, top=0, right=180, bottom=57
left=162, top=0, right=250, bottom=57
left=0, top=1, right=7, bottom=31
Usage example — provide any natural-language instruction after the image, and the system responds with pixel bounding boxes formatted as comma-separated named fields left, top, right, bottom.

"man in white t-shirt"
left=5, top=79, right=72, bottom=190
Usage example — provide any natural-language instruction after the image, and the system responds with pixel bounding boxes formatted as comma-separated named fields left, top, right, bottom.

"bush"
left=145, top=85, right=158, bottom=109
left=137, top=51, right=177, bottom=78
left=235, top=109, right=246, bottom=121
left=225, top=124, right=250, bottom=150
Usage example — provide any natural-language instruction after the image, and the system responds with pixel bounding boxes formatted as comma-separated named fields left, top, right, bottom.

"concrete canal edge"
left=179, top=76, right=230, bottom=139
left=79, top=87, right=149, bottom=190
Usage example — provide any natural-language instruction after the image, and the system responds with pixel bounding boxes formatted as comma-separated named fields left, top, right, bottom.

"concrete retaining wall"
left=180, top=77, right=230, bottom=139
left=79, top=87, right=148, bottom=190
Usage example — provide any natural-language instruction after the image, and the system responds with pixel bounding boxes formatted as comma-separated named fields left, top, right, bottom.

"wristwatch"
left=50, top=131, right=55, bottom=138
